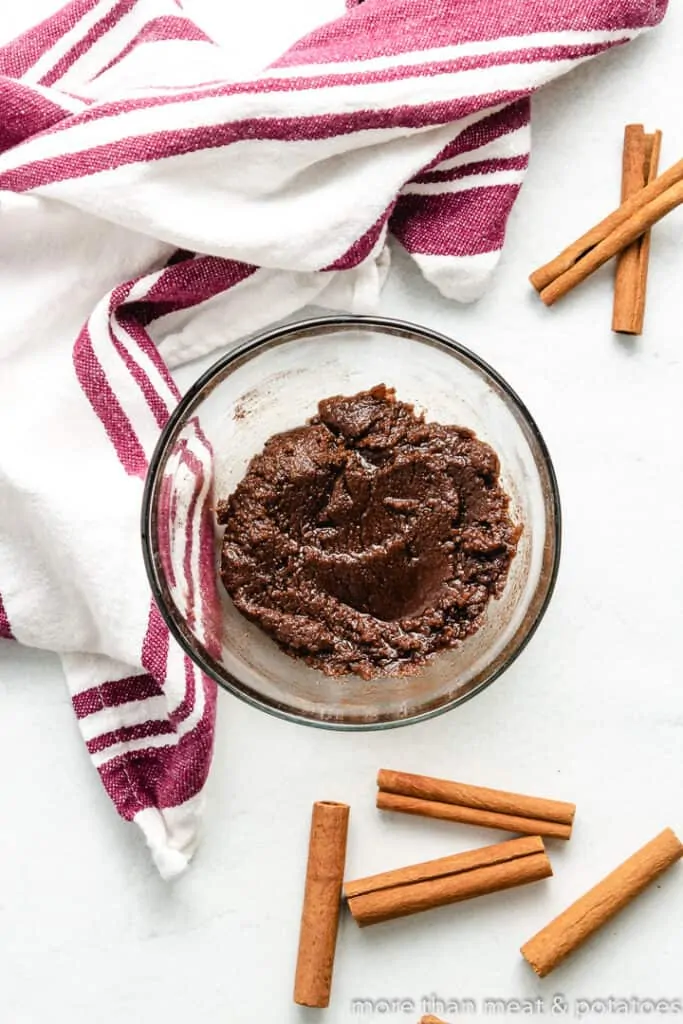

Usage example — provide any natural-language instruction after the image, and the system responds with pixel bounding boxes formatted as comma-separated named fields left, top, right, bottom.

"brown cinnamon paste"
left=217, top=385, right=521, bottom=679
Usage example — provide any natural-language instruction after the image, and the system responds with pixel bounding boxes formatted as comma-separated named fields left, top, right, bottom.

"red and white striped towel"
left=0, top=0, right=666, bottom=876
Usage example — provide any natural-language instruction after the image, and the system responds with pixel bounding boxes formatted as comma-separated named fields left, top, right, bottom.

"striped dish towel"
left=0, top=0, right=666, bottom=876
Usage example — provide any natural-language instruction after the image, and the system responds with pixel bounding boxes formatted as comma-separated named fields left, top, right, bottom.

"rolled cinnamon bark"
left=521, top=827, right=683, bottom=977
left=294, top=801, right=350, bottom=1007
left=345, top=835, right=552, bottom=927
left=538, top=179, right=683, bottom=306
left=377, top=791, right=572, bottom=840
left=612, top=125, right=662, bottom=335
left=345, top=834, right=544, bottom=898
left=377, top=770, right=575, bottom=839
left=529, top=156, right=683, bottom=295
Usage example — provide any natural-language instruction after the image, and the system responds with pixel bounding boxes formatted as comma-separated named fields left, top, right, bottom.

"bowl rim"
left=141, top=313, right=562, bottom=730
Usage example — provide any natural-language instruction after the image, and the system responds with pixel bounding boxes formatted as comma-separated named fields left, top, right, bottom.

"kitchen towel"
left=0, top=0, right=666, bottom=876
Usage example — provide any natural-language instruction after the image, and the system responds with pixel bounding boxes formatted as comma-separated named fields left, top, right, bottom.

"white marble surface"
left=1, top=2, right=682, bottom=1022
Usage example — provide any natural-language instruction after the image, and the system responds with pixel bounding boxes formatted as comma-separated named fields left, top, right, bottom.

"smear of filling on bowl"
left=216, top=385, right=521, bottom=679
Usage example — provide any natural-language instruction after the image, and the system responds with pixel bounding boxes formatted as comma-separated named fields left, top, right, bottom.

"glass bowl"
left=141, top=315, right=561, bottom=729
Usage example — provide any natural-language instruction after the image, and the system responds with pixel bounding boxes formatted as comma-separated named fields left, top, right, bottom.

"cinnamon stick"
left=345, top=835, right=552, bottom=927
left=521, top=827, right=683, bottom=977
left=294, top=801, right=350, bottom=1007
left=377, top=791, right=572, bottom=839
left=345, top=834, right=544, bottom=898
left=377, top=769, right=575, bottom=840
left=529, top=156, right=683, bottom=304
left=612, top=125, right=662, bottom=334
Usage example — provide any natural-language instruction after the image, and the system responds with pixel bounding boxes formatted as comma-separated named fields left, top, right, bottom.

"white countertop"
left=1, top=2, right=682, bottom=1021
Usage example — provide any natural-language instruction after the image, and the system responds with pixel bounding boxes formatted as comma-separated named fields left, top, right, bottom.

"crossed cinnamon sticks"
left=530, top=126, right=682, bottom=334
left=293, top=769, right=681, bottom=1008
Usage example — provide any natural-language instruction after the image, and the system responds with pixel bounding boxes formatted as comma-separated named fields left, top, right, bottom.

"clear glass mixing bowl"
left=141, top=315, right=561, bottom=729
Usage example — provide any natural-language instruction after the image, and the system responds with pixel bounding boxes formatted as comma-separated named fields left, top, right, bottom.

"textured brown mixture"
left=217, top=385, right=521, bottom=679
